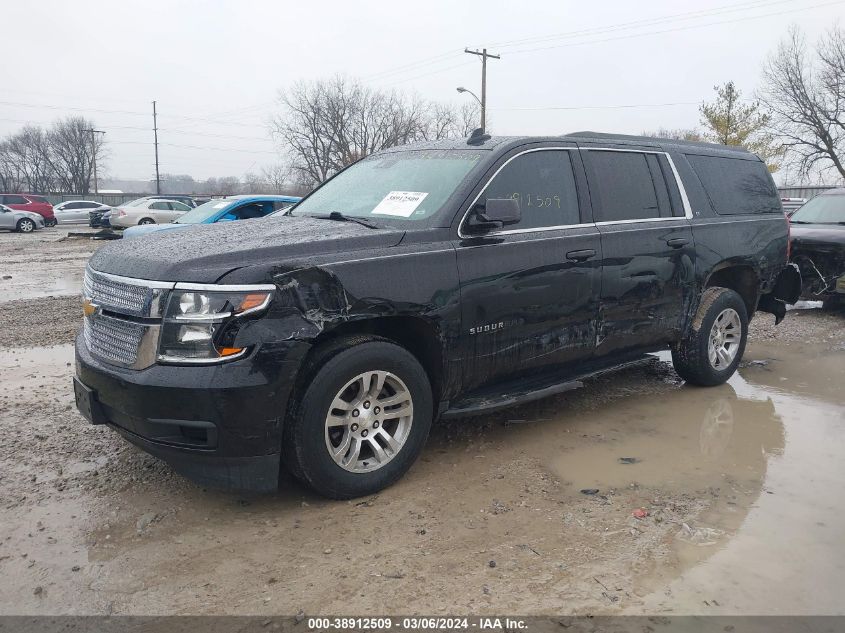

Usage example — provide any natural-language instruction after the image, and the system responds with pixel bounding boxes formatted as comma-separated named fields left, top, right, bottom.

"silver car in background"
left=0, top=203, right=45, bottom=233
left=110, top=198, right=192, bottom=228
left=54, top=200, right=112, bottom=224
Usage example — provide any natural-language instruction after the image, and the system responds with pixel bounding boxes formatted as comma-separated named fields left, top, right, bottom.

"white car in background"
left=0, top=203, right=45, bottom=233
left=54, top=200, right=112, bottom=224
left=110, top=198, right=192, bottom=228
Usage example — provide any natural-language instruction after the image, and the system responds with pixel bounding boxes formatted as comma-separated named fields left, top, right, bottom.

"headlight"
left=157, top=287, right=273, bottom=363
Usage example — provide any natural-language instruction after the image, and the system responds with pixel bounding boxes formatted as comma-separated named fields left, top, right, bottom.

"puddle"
left=1, top=339, right=843, bottom=615
left=0, top=266, right=84, bottom=302
left=496, top=342, right=845, bottom=615
left=0, top=344, right=75, bottom=390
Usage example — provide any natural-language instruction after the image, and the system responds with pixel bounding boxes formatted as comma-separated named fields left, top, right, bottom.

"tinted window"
left=150, top=201, right=170, bottom=210
left=171, top=201, right=191, bottom=211
left=588, top=151, right=661, bottom=222
left=686, top=154, right=780, bottom=215
left=481, top=150, right=580, bottom=230
left=3, top=195, right=29, bottom=204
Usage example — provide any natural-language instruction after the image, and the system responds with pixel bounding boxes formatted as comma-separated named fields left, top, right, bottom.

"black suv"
left=73, top=133, right=800, bottom=498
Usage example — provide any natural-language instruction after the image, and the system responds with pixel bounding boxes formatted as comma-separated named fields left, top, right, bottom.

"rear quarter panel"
left=671, top=151, right=787, bottom=306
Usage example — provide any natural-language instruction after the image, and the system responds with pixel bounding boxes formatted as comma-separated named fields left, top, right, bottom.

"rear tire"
left=283, top=336, right=433, bottom=499
left=16, top=218, right=35, bottom=233
left=672, top=287, right=748, bottom=386
left=138, top=218, right=155, bottom=225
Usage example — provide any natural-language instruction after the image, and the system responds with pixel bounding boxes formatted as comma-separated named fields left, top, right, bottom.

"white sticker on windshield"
left=371, top=191, right=428, bottom=217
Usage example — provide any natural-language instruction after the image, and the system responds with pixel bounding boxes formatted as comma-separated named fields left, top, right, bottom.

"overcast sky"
left=2, top=0, right=842, bottom=182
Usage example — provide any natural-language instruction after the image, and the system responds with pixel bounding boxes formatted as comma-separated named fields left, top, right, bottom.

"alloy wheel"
left=324, top=370, right=413, bottom=473
left=708, top=308, right=741, bottom=370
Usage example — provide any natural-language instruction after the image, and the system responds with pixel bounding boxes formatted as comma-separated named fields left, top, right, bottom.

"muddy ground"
left=1, top=226, right=844, bottom=616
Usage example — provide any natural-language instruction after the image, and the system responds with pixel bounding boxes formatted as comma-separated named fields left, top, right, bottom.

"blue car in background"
left=122, top=195, right=301, bottom=239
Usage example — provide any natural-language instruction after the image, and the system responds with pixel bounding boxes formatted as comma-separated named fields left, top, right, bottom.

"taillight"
left=784, top=211, right=791, bottom=261
left=118, top=210, right=126, bottom=217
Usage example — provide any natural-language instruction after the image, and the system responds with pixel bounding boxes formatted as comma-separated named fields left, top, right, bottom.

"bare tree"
left=270, top=76, right=482, bottom=187
left=46, top=116, right=105, bottom=194
left=759, top=25, right=845, bottom=180
left=642, top=127, right=704, bottom=142
left=260, top=163, right=292, bottom=194
left=0, top=142, right=21, bottom=191
left=3, top=126, right=55, bottom=192
left=158, top=173, right=197, bottom=194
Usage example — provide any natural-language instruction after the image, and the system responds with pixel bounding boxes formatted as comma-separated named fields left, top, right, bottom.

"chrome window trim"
left=457, top=147, right=580, bottom=239
left=456, top=146, right=694, bottom=238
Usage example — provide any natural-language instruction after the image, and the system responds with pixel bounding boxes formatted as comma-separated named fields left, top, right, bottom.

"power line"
left=492, top=101, right=703, bottom=111
left=505, top=0, right=845, bottom=55
left=363, top=51, right=464, bottom=81
left=383, top=60, right=477, bottom=86
left=481, top=0, right=796, bottom=50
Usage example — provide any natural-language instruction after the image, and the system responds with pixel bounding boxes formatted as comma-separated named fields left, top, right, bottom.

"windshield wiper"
left=311, top=211, right=381, bottom=229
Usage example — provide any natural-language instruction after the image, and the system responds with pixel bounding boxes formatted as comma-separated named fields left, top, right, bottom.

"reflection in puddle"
left=0, top=266, right=84, bottom=303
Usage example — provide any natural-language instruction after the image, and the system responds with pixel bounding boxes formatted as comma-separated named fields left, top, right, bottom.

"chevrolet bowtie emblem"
left=82, top=298, right=100, bottom=317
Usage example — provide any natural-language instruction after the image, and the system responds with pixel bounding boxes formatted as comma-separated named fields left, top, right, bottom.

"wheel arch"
left=301, top=316, right=445, bottom=406
left=704, top=264, right=760, bottom=317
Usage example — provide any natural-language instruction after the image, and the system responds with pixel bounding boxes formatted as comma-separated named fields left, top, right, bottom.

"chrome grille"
left=83, top=269, right=151, bottom=317
left=83, top=313, right=146, bottom=366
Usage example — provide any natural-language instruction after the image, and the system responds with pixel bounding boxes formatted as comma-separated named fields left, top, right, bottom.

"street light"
left=456, top=86, right=482, bottom=106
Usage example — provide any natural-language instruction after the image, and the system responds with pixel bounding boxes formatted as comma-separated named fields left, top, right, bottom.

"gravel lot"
left=1, top=226, right=844, bottom=616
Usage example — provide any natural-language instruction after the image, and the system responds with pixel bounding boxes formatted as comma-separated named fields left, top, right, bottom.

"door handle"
left=666, top=237, right=689, bottom=248
left=566, top=249, right=596, bottom=262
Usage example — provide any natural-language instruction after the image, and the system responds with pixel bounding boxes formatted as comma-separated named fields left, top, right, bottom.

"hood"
left=17, top=211, right=43, bottom=222
left=791, top=223, right=845, bottom=250
left=122, top=223, right=185, bottom=239
left=89, top=215, right=405, bottom=283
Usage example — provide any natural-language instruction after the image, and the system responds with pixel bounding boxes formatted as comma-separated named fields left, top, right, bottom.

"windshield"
left=790, top=194, right=845, bottom=224
left=290, top=150, right=484, bottom=222
left=174, top=199, right=231, bottom=224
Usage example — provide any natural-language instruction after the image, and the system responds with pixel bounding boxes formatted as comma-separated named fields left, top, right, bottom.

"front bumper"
left=74, top=333, right=310, bottom=491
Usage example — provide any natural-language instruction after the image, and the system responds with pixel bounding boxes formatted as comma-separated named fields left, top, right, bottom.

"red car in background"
left=0, top=194, right=56, bottom=226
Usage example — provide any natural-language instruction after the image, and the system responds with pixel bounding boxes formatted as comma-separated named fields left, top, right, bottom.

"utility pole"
left=152, top=100, right=161, bottom=194
left=84, top=128, right=105, bottom=194
left=463, top=48, right=500, bottom=132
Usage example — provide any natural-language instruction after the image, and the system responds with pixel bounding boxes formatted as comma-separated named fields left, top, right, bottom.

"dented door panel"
left=455, top=227, right=602, bottom=391
left=596, top=221, right=696, bottom=354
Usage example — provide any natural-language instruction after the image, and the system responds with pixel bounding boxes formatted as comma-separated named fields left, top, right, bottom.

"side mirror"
left=465, top=198, right=521, bottom=233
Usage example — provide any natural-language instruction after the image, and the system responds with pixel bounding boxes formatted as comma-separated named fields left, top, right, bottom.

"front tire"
left=16, top=218, right=35, bottom=233
left=283, top=336, right=433, bottom=499
left=672, top=287, right=748, bottom=386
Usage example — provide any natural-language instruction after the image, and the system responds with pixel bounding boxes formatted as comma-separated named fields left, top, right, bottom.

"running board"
left=441, top=356, right=651, bottom=419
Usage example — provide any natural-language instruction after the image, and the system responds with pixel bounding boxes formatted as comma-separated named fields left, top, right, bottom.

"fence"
left=777, top=185, right=840, bottom=200
left=43, top=192, right=155, bottom=206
